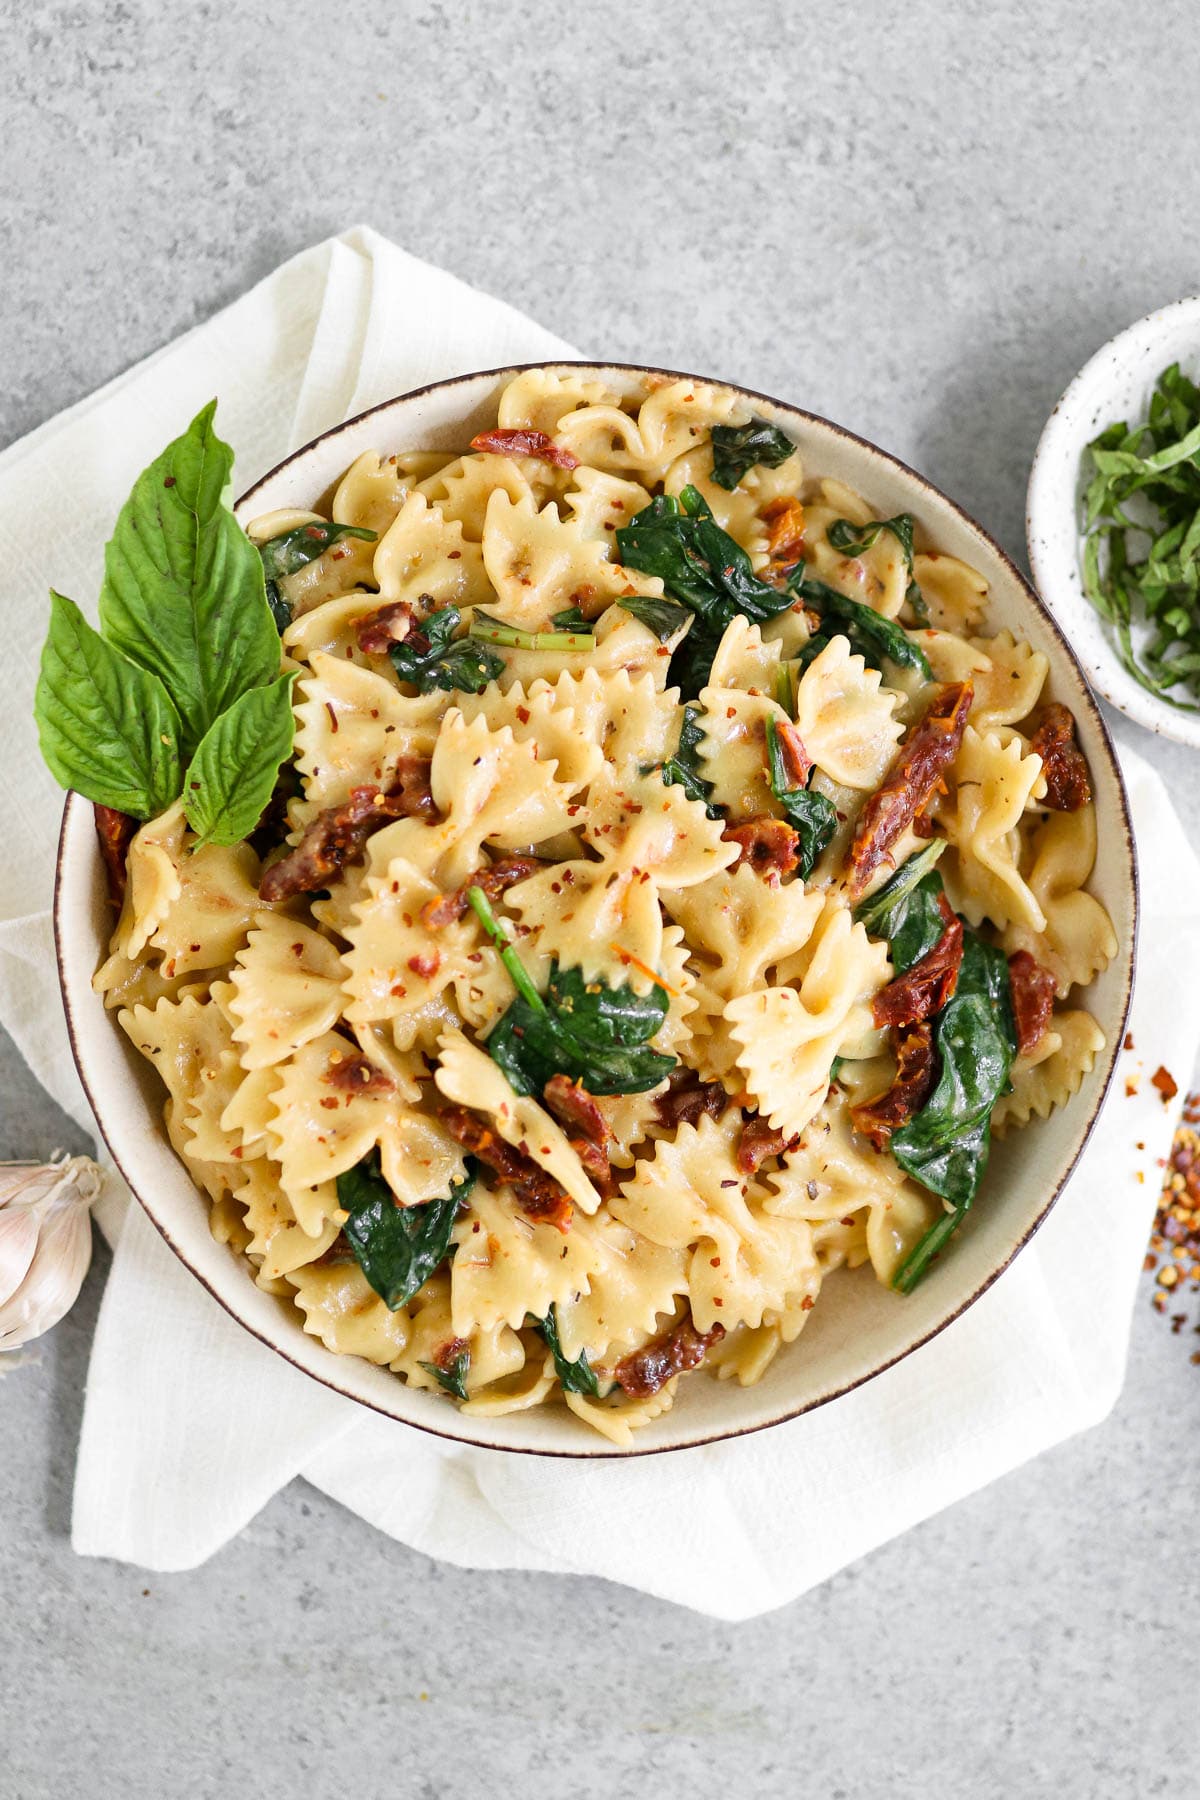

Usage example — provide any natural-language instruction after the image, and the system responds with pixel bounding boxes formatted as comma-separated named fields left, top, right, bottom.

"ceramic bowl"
left=1027, top=293, right=1200, bottom=748
left=54, top=363, right=1138, bottom=1455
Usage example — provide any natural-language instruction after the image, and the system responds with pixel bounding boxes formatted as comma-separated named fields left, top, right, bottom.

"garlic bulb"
left=0, top=1156, right=103, bottom=1350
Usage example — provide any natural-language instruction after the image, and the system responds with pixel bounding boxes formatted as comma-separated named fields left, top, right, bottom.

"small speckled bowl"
left=55, top=363, right=1137, bottom=1455
left=1027, top=294, right=1200, bottom=749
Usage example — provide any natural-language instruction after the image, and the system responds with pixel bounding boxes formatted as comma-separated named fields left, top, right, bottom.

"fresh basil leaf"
left=388, top=606, right=504, bottom=693
left=791, top=571, right=933, bottom=678
left=764, top=717, right=837, bottom=879
left=616, top=594, right=694, bottom=641
left=827, top=513, right=915, bottom=569
left=535, top=1304, right=600, bottom=1396
left=182, top=672, right=296, bottom=846
left=656, top=704, right=720, bottom=817
left=97, top=401, right=280, bottom=752
left=709, top=417, right=796, bottom=491
left=852, top=842, right=947, bottom=942
left=35, top=591, right=184, bottom=818
left=336, top=1153, right=473, bottom=1310
left=257, top=520, right=377, bottom=633
left=419, top=1347, right=471, bottom=1400
left=488, top=962, right=674, bottom=1099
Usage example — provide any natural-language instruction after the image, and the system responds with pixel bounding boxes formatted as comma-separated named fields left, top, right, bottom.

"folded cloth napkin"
left=2, top=227, right=1196, bottom=1620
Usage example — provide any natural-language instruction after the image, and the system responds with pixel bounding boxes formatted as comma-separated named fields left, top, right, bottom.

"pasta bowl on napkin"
left=51, top=360, right=1136, bottom=1456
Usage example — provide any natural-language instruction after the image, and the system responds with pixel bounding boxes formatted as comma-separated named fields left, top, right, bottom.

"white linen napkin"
left=2, top=226, right=1196, bottom=1620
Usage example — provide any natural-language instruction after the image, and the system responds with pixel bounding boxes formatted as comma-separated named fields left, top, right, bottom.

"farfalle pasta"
left=82, top=370, right=1116, bottom=1444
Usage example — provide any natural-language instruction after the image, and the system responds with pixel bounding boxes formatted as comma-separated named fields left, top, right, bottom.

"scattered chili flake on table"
left=1152, top=1065, right=1179, bottom=1103
left=1145, top=1098, right=1200, bottom=1344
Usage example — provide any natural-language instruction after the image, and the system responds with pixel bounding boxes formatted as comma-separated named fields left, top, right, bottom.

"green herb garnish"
left=388, top=607, right=505, bottom=693
left=420, top=1347, right=471, bottom=1400
left=336, top=1152, right=473, bottom=1311
left=467, top=885, right=674, bottom=1097
left=764, top=717, right=837, bottom=878
left=468, top=610, right=596, bottom=652
left=551, top=605, right=591, bottom=633
left=852, top=841, right=948, bottom=962
left=1081, top=362, right=1200, bottom=709
left=709, top=417, right=796, bottom=490
left=535, top=1304, right=601, bottom=1396
left=257, top=520, right=377, bottom=633
left=34, top=403, right=297, bottom=844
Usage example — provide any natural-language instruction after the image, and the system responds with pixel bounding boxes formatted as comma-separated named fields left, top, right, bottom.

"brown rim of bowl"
left=53, top=360, right=1140, bottom=1458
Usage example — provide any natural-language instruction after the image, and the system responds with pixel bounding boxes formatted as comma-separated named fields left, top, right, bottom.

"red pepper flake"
left=1152, top=1066, right=1179, bottom=1104
left=1124, top=1032, right=1135, bottom=1052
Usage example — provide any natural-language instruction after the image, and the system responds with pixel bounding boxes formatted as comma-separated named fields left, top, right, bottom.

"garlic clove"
left=0, top=1156, right=101, bottom=1351
left=0, top=1206, right=40, bottom=1307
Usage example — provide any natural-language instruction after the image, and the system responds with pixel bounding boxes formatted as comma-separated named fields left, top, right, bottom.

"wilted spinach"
left=709, top=417, right=796, bottom=490
left=535, top=1304, right=601, bottom=1396
left=468, top=888, right=675, bottom=1097
left=258, top=520, right=377, bottom=632
left=419, top=1346, right=471, bottom=1400
left=388, top=606, right=505, bottom=693
left=656, top=704, right=720, bottom=816
left=336, top=1152, right=473, bottom=1310
left=764, top=717, right=837, bottom=878
left=793, top=571, right=932, bottom=678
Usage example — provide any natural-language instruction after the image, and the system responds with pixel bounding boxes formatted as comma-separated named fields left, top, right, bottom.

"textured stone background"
left=3, top=2, right=1200, bottom=1795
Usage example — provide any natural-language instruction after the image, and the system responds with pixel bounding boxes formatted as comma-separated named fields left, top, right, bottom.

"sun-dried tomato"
left=721, top=815, right=800, bottom=879
left=441, top=1104, right=573, bottom=1232
left=872, top=893, right=964, bottom=1030
left=1029, top=703, right=1091, bottom=811
left=469, top=427, right=580, bottom=470
left=851, top=1023, right=938, bottom=1150
left=93, top=803, right=136, bottom=908
left=1006, top=950, right=1057, bottom=1055
left=259, top=757, right=436, bottom=901
left=612, top=1315, right=726, bottom=1397
left=845, top=682, right=972, bottom=900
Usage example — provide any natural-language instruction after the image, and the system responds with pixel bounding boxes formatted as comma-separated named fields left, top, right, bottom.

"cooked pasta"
left=97, top=369, right=1115, bottom=1443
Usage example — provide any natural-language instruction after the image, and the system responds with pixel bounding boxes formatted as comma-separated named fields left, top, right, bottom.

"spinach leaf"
left=182, top=672, right=296, bottom=846
left=336, top=1153, right=473, bottom=1310
left=467, top=887, right=676, bottom=1098
left=764, top=717, right=837, bottom=878
left=827, top=513, right=915, bottom=567
left=852, top=842, right=947, bottom=946
left=709, top=417, right=796, bottom=491
left=617, top=488, right=796, bottom=630
left=97, top=401, right=280, bottom=754
left=535, top=1304, right=600, bottom=1396
left=552, top=605, right=591, bottom=632
left=656, top=704, right=720, bottom=817
left=388, top=607, right=505, bottom=693
left=488, top=968, right=675, bottom=1099
left=616, top=594, right=695, bottom=641
left=35, top=591, right=184, bottom=818
left=889, top=939, right=1017, bottom=1292
left=792, top=570, right=933, bottom=678
left=257, top=520, right=377, bottom=632
left=420, top=1347, right=471, bottom=1400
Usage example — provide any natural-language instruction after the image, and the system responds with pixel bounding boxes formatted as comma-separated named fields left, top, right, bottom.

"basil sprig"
left=34, top=403, right=296, bottom=845
left=709, top=417, right=796, bottom=490
left=336, top=1152, right=473, bottom=1311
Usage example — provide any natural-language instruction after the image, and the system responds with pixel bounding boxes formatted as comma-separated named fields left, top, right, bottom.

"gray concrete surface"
left=4, top=2, right=1200, bottom=1795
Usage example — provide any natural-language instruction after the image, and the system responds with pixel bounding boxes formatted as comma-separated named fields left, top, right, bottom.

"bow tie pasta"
left=100, top=368, right=1115, bottom=1445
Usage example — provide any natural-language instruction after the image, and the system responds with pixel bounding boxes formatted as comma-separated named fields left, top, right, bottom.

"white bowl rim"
left=54, top=359, right=1139, bottom=1457
left=1026, top=292, right=1200, bottom=749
